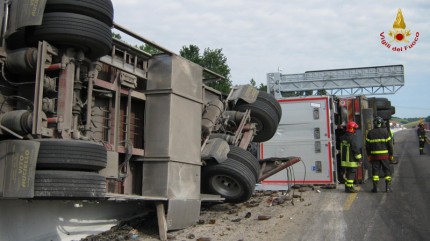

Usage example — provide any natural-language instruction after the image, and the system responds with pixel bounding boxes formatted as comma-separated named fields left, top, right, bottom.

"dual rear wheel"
left=202, top=91, right=281, bottom=203
left=234, top=91, right=281, bottom=142
left=16, top=0, right=114, bottom=198
left=34, top=139, right=107, bottom=199
left=202, top=146, right=260, bottom=203
left=6, top=0, right=114, bottom=60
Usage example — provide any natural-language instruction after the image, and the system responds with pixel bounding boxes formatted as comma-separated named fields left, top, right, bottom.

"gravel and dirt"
left=80, top=184, right=336, bottom=241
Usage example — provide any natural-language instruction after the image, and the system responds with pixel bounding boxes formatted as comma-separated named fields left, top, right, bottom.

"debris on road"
left=80, top=185, right=321, bottom=240
left=257, top=215, right=272, bottom=220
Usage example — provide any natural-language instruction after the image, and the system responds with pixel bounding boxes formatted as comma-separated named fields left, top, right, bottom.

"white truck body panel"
left=259, top=96, right=336, bottom=186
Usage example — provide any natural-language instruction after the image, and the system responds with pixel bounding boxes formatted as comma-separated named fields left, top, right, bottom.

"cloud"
left=111, top=0, right=430, bottom=117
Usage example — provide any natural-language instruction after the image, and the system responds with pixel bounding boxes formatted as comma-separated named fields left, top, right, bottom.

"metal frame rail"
left=267, top=65, right=405, bottom=98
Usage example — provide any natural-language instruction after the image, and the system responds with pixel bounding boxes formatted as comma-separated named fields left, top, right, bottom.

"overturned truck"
left=0, top=0, right=291, bottom=238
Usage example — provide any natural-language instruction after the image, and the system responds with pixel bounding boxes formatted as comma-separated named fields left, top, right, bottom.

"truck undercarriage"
left=0, top=1, right=293, bottom=239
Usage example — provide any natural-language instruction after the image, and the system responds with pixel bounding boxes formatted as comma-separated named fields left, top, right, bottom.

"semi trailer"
left=0, top=0, right=291, bottom=240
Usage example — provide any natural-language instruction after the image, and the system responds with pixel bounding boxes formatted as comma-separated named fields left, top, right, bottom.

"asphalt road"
left=68, top=128, right=430, bottom=241
left=348, top=129, right=430, bottom=241
left=289, top=129, right=430, bottom=241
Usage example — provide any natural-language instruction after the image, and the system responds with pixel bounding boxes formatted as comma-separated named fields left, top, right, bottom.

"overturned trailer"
left=0, top=0, right=293, bottom=240
left=261, top=65, right=401, bottom=187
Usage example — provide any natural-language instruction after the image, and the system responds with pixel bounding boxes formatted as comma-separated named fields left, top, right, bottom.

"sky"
left=111, top=0, right=430, bottom=118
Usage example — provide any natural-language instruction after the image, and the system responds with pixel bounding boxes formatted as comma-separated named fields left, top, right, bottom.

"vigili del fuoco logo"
left=380, top=9, right=419, bottom=52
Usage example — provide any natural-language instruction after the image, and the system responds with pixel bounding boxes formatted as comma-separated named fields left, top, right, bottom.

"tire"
left=44, top=0, right=114, bottom=26
left=372, top=98, right=391, bottom=110
left=376, top=109, right=392, bottom=120
left=257, top=91, right=282, bottom=123
left=390, top=106, right=396, bottom=115
left=201, top=159, right=256, bottom=203
left=27, top=12, right=112, bottom=60
left=227, top=145, right=261, bottom=181
left=5, top=30, right=27, bottom=50
left=34, top=170, right=106, bottom=198
left=35, top=139, right=107, bottom=171
left=234, top=99, right=279, bottom=142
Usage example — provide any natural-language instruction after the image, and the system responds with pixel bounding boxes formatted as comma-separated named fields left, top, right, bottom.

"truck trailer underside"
left=0, top=1, right=289, bottom=240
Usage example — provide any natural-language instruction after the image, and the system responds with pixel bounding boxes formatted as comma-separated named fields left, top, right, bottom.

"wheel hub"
left=211, top=175, right=242, bottom=196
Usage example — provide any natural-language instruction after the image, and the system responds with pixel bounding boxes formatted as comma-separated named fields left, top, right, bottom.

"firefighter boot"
left=346, top=186, right=358, bottom=193
left=386, top=181, right=392, bottom=193
left=371, top=181, right=378, bottom=193
left=345, top=180, right=357, bottom=193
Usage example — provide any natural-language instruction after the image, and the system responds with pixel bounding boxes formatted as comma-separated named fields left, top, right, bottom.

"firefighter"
left=388, top=121, right=394, bottom=145
left=366, top=116, right=394, bottom=193
left=340, top=121, right=362, bottom=193
left=417, top=122, right=426, bottom=155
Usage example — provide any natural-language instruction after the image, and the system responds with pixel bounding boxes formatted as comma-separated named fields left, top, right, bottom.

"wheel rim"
left=251, top=117, right=264, bottom=132
left=210, top=174, right=242, bottom=197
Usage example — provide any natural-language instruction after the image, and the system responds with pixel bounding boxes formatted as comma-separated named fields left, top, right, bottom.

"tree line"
left=113, top=32, right=328, bottom=95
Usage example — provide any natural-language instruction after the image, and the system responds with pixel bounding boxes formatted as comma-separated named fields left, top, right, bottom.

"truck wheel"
left=257, top=91, right=282, bottom=122
left=376, top=109, right=392, bottom=120
left=34, top=170, right=106, bottom=198
left=27, top=12, right=112, bottom=60
left=36, top=139, right=107, bottom=171
left=5, top=30, right=27, bottom=50
left=373, top=98, right=391, bottom=110
left=227, top=145, right=261, bottom=181
left=234, top=99, right=279, bottom=142
left=44, top=0, right=114, bottom=26
left=201, top=159, right=256, bottom=203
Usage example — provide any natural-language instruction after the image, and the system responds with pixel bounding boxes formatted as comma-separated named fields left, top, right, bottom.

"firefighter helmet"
left=346, top=121, right=358, bottom=133
left=419, top=122, right=424, bottom=127
left=374, top=116, right=384, bottom=128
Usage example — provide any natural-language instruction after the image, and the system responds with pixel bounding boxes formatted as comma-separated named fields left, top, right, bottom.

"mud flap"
left=228, top=85, right=258, bottom=103
left=0, top=140, right=40, bottom=198
left=166, top=199, right=201, bottom=230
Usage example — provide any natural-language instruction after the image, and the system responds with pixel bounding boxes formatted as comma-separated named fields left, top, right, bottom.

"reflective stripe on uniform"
left=385, top=176, right=392, bottom=182
left=366, top=137, right=391, bottom=143
left=371, top=150, right=389, bottom=154
left=341, top=140, right=360, bottom=167
left=341, top=160, right=359, bottom=167
left=373, top=176, right=379, bottom=181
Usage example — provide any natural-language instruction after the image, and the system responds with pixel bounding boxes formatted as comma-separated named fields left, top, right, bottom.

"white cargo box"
left=259, top=96, right=336, bottom=186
